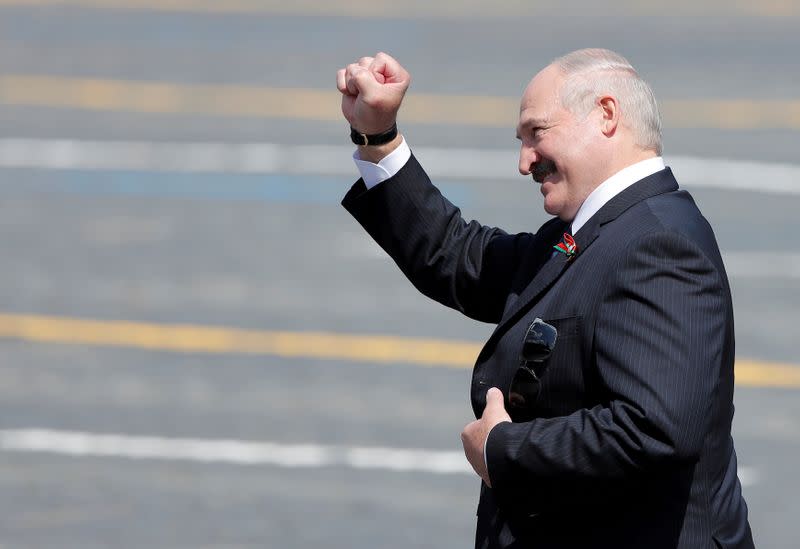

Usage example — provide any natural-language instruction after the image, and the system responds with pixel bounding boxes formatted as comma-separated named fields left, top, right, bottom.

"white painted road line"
left=0, top=428, right=472, bottom=475
left=0, top=428, right=759, bottom=486
left=0, top=138, right=795, bottom=278
left=0, top=139, right=798, bottom=195
left=722, top=252, right=800, bottom=280
left=738, top=467, right=759, bottom=488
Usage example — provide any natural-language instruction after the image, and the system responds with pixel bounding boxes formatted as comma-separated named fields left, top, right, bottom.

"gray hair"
left=553, top=48, right=663, bottom=154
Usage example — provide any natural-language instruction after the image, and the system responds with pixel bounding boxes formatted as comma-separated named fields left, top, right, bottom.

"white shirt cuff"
left=352, top=137, right=411, bottom=189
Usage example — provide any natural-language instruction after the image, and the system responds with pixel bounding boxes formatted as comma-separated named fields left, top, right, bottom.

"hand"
left=336, top=52, right=411, bottom=135
left=461, top=387, right=511, bottom=487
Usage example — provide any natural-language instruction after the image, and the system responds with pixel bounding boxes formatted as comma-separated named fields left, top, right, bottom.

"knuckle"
left=362, top=94, right=386, bottom=109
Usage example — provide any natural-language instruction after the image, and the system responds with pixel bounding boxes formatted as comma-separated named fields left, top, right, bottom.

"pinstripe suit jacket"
left=342, top=154, right=754, bottom=549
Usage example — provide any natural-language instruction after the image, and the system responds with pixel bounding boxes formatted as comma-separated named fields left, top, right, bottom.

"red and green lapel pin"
left=553, top=232, right=578, bottom=260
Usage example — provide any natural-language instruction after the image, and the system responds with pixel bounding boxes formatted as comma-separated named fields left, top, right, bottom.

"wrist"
left=351, top=122, right=397, bottom=145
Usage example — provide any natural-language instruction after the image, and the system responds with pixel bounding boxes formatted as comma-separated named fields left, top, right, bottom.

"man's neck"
left=604, top=148, right=659, bottom=184
left=569, top=152, right=665, bottom=234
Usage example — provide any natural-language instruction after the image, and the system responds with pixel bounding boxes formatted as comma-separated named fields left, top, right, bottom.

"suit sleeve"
left=485, top=230, right=728, bottom=511
left=342, top=153, right=538, bottom=324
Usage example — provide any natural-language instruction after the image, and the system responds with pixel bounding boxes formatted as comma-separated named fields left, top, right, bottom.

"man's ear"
left=598, top=95, right=619, bottom=137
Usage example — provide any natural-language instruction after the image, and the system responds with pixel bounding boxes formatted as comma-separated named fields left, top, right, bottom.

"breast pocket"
left=546, top=315, right=582, bottom=338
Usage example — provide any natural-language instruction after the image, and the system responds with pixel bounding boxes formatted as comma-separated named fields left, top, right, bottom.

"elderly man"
left=337, top=49, right=753, bottom=548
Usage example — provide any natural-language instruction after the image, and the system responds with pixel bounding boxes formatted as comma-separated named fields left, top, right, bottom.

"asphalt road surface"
left=0, top=2, right=798, bottom=548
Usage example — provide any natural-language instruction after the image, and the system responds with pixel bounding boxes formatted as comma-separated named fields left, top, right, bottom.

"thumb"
left=370, top=51, right=409, bottom=86
left=350, top=67, right=381, bottom=96
left=486, top=387, right=505, bottom=409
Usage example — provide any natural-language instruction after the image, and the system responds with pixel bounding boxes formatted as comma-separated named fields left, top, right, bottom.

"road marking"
left=1, top=75, right=799, bottom=130
left=0, top=0, right=796, bottom=18
left=0, top=313, right=798, bottom=388
left=1, top=138, right=799, bottom=197
left=737, top=466, right=759, bottom=487
left=722, top=252, right=800, bottom=280
left=0, top=168, right=473, bottom=206
left=0, top=428, right=472, bottom=474
left=0, top=428, right=761, bottom=486
left=734, top=361, right=800, bottom=388
left=0, top=312, right=483, bottom=368
left=1, top=141, right=795, bottom=274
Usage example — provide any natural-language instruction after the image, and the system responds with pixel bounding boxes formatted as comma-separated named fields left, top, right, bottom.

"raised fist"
left=336, top=52, right=411, bottom=135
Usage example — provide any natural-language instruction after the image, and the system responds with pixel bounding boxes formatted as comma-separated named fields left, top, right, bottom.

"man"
left=337, top=49, right=753, bottom=548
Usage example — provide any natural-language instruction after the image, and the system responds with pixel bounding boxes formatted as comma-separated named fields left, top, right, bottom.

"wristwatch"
left=350, top=123, right=398, bottom=146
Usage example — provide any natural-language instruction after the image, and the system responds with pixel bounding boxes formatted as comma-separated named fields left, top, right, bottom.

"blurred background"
left=0, top=1, right=798, bottom=547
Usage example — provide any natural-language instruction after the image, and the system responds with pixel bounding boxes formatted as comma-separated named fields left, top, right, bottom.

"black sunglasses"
left=508, top=318, right=558, bottom=419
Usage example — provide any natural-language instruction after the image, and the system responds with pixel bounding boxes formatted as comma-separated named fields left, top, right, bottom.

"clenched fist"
left=336, top=52, right=411, bottom=135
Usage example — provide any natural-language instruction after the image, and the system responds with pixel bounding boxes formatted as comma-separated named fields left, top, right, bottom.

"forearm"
left=343, top=153, right=522, bottom=322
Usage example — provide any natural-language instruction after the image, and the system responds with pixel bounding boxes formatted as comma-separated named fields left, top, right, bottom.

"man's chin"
left=542, top=202, right=574, bottom=223
left=542, top=201, right=561, bottom=218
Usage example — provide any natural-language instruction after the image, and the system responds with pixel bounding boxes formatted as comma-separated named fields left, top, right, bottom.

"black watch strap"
left=350, top=123, right=398, bottom=146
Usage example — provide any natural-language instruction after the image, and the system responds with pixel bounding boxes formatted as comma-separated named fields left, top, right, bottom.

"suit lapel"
left=490, top=168, right=680, bottom=337
left=501, top=241, right=570, bottom=325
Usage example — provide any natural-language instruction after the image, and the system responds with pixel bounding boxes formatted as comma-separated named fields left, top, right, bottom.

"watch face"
left=350, top=128, right=368, bottom=146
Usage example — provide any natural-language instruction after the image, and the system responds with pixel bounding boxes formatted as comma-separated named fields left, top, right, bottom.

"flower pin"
left=553, top=232, right=578, bottom=260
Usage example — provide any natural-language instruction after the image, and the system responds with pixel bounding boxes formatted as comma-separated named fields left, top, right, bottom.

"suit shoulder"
left=645, top=189, right=707, bottom=229
left=646, top=190, right=726, bottom=262
left=611, top=189, right=717, bottom=247
left=602, top=189, right=729, bottom=282
left=612, top=192, right=730, bottom=289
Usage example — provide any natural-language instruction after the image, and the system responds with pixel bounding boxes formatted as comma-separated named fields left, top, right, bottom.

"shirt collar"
left=570, top=156, right=666, bottom=234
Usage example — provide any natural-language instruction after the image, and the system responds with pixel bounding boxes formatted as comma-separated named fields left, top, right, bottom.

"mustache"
left=531, top=158, right=557, bottom=183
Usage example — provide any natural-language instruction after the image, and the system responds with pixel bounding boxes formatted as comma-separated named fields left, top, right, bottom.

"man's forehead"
left=518, top=96, right=557, bottom=132
left=519, top=65, right=561, bottom=117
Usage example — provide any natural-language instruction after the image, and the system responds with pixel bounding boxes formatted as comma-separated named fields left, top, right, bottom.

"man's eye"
left=532, top=127, right=542, bottom=137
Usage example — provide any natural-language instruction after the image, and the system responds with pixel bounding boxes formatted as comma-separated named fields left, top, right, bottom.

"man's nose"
left=519, top=146, right=538, bottom=176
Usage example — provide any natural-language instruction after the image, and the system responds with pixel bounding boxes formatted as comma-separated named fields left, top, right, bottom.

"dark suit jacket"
left=342, top=154, right=754, bottom=549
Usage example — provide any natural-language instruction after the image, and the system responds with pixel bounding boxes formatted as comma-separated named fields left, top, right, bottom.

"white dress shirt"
left=353, top=137, right=413, bottom=189
left=353, top=141, right=666, bottom=474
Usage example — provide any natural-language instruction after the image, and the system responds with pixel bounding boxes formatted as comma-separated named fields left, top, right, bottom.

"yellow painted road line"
left=0, top=312, right=798, bottom=389
left=2, top=75, right=800, bottom=130
left=0, top=75, right=515, bottom=127
left=0, top=0, right=797, bottom=18
left=0, top=75, right=343, bottom=123
left=0, top=313, right=483, bottom=369
left=665, top=100, right=800, bottom=131
left=733, top=360, right=800, bottom=389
